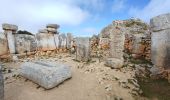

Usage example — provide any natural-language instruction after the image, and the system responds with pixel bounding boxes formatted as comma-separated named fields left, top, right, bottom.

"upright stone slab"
left=20, top=61, right=72, bottom=89
left=36, top=32, right=48, bottom=51
left=2, top=23, right=18, bottom=54
left=103, top=21, right=125, bottom=68
left=36, top=30, right=56, bottom=51
left=15, top=34, right=37, bottom=54
left=66, top=33, right=73, bottom=49
left=75, top=37, right=90, bottom=62
left=54, top=34, right=59, bottom=49
left=0, top=32, right=8, bottom=56
left=0, top=66, right=4, bottom=100
left=150, top=13, right=170, bottom=69
left=59, top=34, right=67, bottom=49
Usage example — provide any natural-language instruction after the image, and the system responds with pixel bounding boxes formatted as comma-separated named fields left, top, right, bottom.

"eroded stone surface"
left=20, top=61, right=72, bottom=89
left=151, top=13, right=170, bottom=69
left=2, top=23, right=18, bottom=31
left=15, top=34, right=37, bottom=53
left=0, top=33, right=8, bottom=56
left=75, top=37, right=90, bottom=62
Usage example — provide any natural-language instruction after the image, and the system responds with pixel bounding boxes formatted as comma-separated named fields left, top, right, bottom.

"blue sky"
left=0, top=0, right=170, bottom=36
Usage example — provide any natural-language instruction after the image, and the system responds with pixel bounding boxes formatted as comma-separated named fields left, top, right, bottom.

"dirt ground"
left=2, top=53, right=137, bottom=100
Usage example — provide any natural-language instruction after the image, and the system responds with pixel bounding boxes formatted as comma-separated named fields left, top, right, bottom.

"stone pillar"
left=0, top=66, right=4, bottom=100
left=150, top=13, right=170, bottom=70
left=75, top=37, right=90, bottom=62
left=2, top=23, right=18, bottom=54
left=59, top=34, right=67, bottom=49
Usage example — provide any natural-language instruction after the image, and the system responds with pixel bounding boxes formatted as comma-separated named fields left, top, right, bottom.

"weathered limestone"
left=46, top=24, right=59, bottom=33
left=66, top=33, right=73, bottom=49
left=150, top=13, right=170, bottom=69
left=0, top=32, right=8, bottom=56
left=54, top=34, right=59, bottom=49
left=2, top=23, right=18, bottom=54
left=75, top=37, right=90, bottom=62
left=36, top=31, right=56, bottom=51
left=150, top=13, right=170, bottom=32
left=0, top=66, right=4, bottom=100
left=15, top=34, right=37, bottom=54
left=2, top=23, right=18, bottom=31
left=59, top=34, right=67, bottom=49
left=20, top=61, right=72, bottom=89
left=104, top=21, right=125, bottom=68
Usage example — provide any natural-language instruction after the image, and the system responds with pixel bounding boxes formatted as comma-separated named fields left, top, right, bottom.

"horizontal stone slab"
left=38, top=29, right=48, bottom=33
left=46, top=24, right=60, bottom=29
left=20, top=61, right=72, bottom=89
left=2, top=23, right=18, bottom=31
left=150, top=13, right=170, bottom=32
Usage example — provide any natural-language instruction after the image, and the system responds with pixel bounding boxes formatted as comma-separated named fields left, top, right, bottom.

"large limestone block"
left=75, top=37, right=90, bottom=62
left=59, top=34, right=67, bottom=49
left=150, top=13, right=170, bottom=32
left=0, top=33, right=8, bottom=56
left=20, top=61, right=72, bottom=89
left=0, top=66, right=4, bottom=100
left=151, top=29, right=170, bottom=69
left=66, top=33, right=73, bottom=49
left=2, top=23, right=18, bottom=31
left=54, top=34, right=59, bottom=48
left=15, top=34, right=37, bottom=54
left=110, top=28, right=125, bottom=59
left=36, top=33, right=56, bottom=51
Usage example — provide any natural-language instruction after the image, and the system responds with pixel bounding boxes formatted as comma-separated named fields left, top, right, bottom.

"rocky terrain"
left=0, top=13, right=170, bottom=100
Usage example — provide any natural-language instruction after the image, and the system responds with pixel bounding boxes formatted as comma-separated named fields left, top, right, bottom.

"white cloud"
left=0, top=0, right=95, bottom=33
left=112, top=0, right=126, bottom=13
left=129, top=0, right=170, bottom=22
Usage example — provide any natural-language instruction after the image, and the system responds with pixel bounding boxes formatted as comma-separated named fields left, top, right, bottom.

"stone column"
left=75, top=37, right=90, bottom=62
left=2, top=23, right=18, bottom=54
left=0, top=66, right=4, bottom=100
left=150, top=13, right=170, bottom=70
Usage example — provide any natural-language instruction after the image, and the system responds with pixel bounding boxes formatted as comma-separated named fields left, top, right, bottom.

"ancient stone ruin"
left=0, top=13, right=170, bottom=100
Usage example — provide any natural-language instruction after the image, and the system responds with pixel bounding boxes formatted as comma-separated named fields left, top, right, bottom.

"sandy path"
left=4, top=56, right=107, bottom=100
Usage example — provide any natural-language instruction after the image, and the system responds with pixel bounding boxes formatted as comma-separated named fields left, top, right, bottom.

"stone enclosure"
left=0, top=13, right=170, bottom=100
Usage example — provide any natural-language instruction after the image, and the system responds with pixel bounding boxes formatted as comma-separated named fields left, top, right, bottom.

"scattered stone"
left=20, top=61, right=72, bottom=89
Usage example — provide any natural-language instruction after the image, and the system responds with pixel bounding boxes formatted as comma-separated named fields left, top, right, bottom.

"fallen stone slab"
left=20, top=61, right=72, bottom=89
left=0, top=66, right=4, bottom=100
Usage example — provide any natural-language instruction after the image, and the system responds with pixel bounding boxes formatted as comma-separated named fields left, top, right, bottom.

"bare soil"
left=2, top=53, right=136, bottom=100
